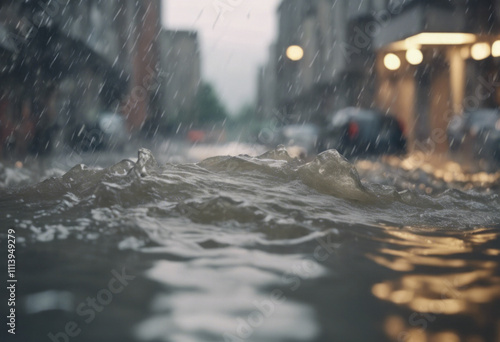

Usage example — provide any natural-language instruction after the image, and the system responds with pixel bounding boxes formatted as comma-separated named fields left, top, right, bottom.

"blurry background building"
left=373, top=0, right=500, bottom=153
left=156, top=29, right=201, bottom=133
left=0, top=0, right=200, bottom=159
left=49, top=0, right=164, bottom=135
left=259, top=0, right=500, bottom=153
left=256, top=43, right=277, bottom=121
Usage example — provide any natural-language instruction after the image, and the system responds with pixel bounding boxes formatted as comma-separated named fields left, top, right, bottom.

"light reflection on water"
left=368, top=226, right=500, bottom=341
left=135, top=251, right=326, bottom=341
left=1, top=147, right=500, bottom=342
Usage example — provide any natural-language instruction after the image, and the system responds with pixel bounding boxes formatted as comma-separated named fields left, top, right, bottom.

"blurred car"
left=67, top=112, right=128, bottom=152
left=447, top=108, right=500, bottom=163
left=319, top=107, right=406, bottom=157
left=186, top=129, right=226, bottom=144
left=279, top=124, right=320, bottom=157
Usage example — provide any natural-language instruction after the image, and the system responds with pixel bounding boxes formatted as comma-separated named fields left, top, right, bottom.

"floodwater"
left=1, top=145, right=500, bottom=342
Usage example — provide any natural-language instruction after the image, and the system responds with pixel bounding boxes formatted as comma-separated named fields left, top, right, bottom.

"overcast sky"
left=162, top=0, right=281, bottom=114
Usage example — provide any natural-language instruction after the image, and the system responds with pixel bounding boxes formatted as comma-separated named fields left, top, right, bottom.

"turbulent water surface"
left=1, top=146, right=500, bottom=342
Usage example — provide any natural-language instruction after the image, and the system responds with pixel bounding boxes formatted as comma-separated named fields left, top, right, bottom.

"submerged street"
left=1, top=0, right=500, bottom=341
left=1, top=145, right=499, bottom=342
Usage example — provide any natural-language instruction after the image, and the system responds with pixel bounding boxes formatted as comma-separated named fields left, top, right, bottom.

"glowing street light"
left=406, top=49, right=423, bottom=65
left=384, top=53, right=401, bottom=71
left=405, top=32, right=476, bottom=46
left=492, top=40, right=500, bottom=57
left=286, top=45, right=304, bottom=61
left=471, top=42, right=491, bottom=60
left=388, top=32, right=477, bottom=51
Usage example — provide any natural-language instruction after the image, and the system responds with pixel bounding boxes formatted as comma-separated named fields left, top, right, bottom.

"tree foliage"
left=195, top=82, right=228, bottom=125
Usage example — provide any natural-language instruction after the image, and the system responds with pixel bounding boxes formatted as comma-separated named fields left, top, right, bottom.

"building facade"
left=0, top=0, right=163, bottom=159
left=263, top=0, right=500, bottom=153
left=256, top=44, right=277, bottom=121
left=157, top=29, right=201, bottom=132
left=373, top=0, right=500, bottom=152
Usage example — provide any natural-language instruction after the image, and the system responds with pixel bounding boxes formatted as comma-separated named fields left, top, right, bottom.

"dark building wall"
left=269, top=0, right=500, bottom=155
left=257, top=44, right=278, bottom=120
left=0, top=0, right=164, bottom=159
left=371, top=0, right=500, bottom=153
left=158, top=30, right=201, bottom=128
left=125, top=0, right=162, bottom=132
left=276, top=0, right=313, bottom=107
left=273, top=0, right=371, bottom=123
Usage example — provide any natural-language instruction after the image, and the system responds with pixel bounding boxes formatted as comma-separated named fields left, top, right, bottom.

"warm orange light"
left=384, top=53, right=401, bottom=70
left=388, top=33, right=477, bottom=51
left=372, top=282, right=392, bottom=299
left=286, top=45, right=304, bottom=61
left=471, top=42, right=491, bottom=60
left=407, top=32, right=476, bottom=46
left=492, top=40, right=500, bottom=57
left=406, top=49, right=423, bottom=65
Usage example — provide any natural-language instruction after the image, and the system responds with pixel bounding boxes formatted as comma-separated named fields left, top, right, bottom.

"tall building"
left=125, top=0, right=163, bottom=132
left=157, top=29, right=201, bottom=130
left=0, top=0, right=163, bottom=158
left=373, top=0, right=500, bottom=152
left=274, top=0, right=352, bottom=124
left=256, top=44, right=277, bottom=120
left=267, top=0, right=500, bottom=152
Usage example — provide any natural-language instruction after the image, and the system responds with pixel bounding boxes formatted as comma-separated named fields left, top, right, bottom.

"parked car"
left=67, top=112, right=129, bottom=152
left=279, top=124, right=320, bottom=157
left=319, top=107, right=406, bottom=157
left=447, top=108, right=500, bottom=163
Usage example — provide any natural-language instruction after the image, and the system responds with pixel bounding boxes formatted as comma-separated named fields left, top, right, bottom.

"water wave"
left=2, top=147, right=498, bottom=248
left=2, top=147, right=500, bottom=342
